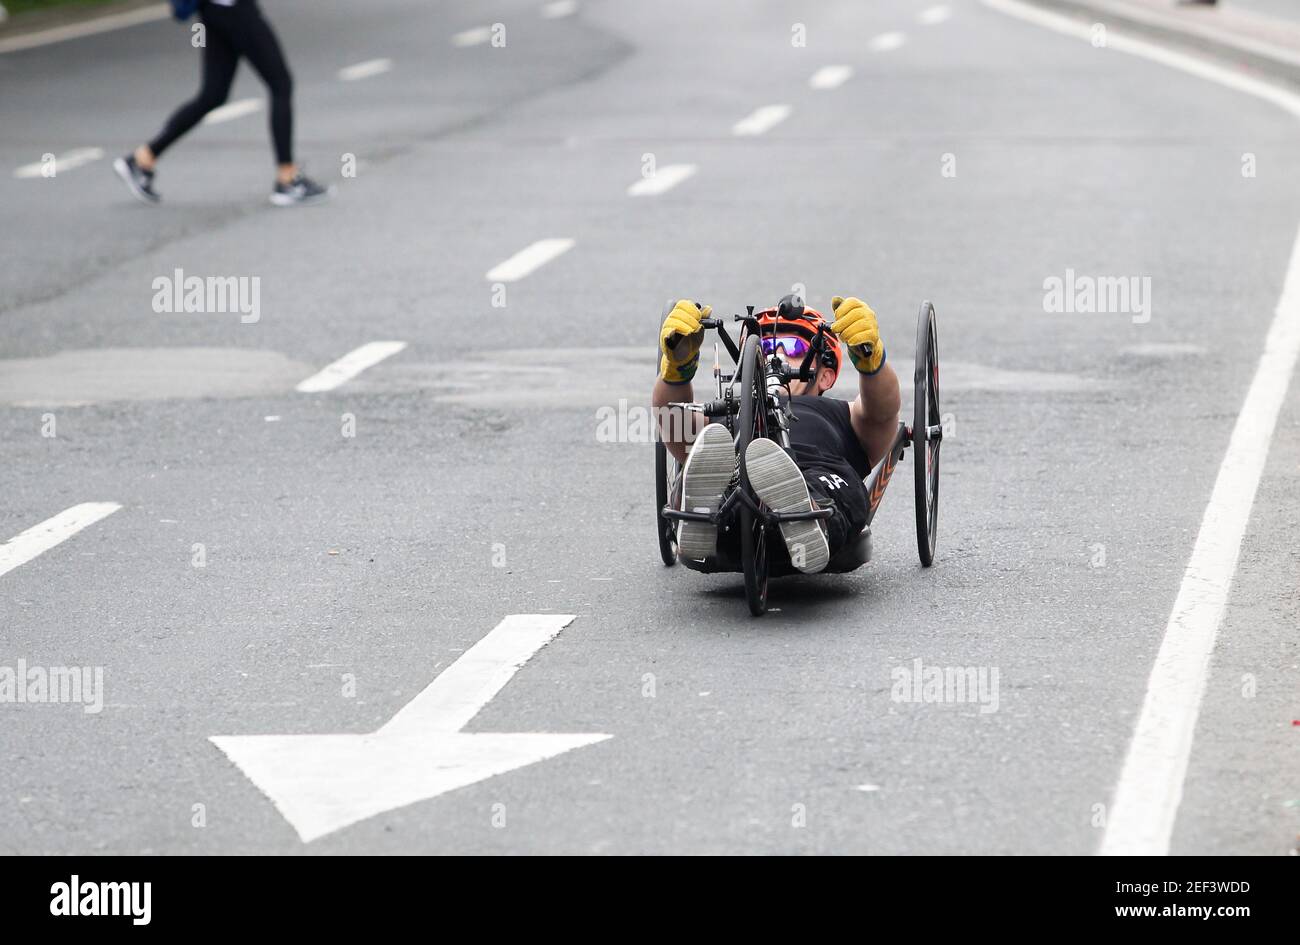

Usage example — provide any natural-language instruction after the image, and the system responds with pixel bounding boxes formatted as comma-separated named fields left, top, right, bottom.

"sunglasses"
left=759, top=335, right=812, bottom=359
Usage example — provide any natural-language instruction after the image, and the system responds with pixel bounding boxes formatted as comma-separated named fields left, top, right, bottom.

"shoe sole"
left=677, top=424, right=735, bottom=562
left=744, top=439, right=830, bottom=574
left=113, top=158, right=159, bottom=205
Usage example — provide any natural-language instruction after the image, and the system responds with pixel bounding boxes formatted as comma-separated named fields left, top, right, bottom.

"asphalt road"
left=1, top=0, right=1297, bottom=855
left=1229, top=0, right=1300, bottom=25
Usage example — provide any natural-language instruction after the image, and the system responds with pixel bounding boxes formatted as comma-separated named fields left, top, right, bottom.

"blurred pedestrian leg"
left=114, top=0, right=331, bottom=206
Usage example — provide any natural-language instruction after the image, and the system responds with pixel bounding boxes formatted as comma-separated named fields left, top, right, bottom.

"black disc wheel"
left=913, top=301, right=941, bottom=566
left=736, top=334, right=769, bottom=615
left=655, top=436, right=678, bottom=566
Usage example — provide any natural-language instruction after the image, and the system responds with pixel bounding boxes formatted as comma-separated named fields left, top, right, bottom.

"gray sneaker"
left=677, top=423, right=735, bottom=562
left=744, top=438, right=830, bottom=574
left=113, top=155, right=160, bottom=204
left=270, top=171, right=333, bottom=207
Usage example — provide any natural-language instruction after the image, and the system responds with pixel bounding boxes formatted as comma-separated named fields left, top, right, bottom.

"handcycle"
left=655, top=297, right=941, bottom=616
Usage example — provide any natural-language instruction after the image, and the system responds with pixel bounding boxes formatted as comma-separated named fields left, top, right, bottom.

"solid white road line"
left=809, top=65, right=854, bottom=90
left=732, top=104, right=792, bottom=136
left=485, top=238, right=576, bottom=282
left=1070, top=0, right=1300, bottom=69
left=0, top=503, right=121, bottom=578
left=13, top=147, right=103, bottom=179
left=452, top=26, right=493, bottom=47
left=1102, top=225, right=1300, bottom=857
left=919, top=5, right=953, bottom=25
left=984, top=0, right=1300, bottom=118
left=541, top=0, right=578, bottom=18
left=295, top=341, right=408, bottom=393
left=869, top=31, right=907, bottom=52
left=982, top=0, right=1300, bottom=857
left=338, top=58, right=392, bottom=81
left=627, top=163, right=697, bottom=196
left=202, top=98, right=263, bottom=125
left=382, top=614, right=577, bottom=735
left=0, top=3, right=167, bottom=55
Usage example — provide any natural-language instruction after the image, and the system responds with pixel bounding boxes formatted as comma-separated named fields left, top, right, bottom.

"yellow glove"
left=658, top=299, right=712, bottom=384
left=830, top=296, right=885, bottom=374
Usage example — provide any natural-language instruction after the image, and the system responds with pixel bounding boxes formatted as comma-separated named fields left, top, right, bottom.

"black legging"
left=149, top=0, right=294, bottom=166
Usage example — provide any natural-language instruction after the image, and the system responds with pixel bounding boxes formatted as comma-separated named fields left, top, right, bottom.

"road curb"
left=1021, top=0, right=1300, bottom=91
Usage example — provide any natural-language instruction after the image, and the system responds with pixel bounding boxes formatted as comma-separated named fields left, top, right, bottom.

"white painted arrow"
left=211, top=614, right=609, bottom=843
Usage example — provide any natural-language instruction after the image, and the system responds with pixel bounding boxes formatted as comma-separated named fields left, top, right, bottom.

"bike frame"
left=864, top=423, right=910, bottom=525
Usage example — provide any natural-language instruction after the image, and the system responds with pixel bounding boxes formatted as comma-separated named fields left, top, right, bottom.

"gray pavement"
left=1229, top=1, right=1300, bottom=25
left=0, top=0, right=1297, bottom=854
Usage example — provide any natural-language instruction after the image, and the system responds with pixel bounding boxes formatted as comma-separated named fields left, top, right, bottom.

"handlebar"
left=665, top=304, right=872, bottom=374
left=664, top=302, right=716, bottom=352
left=667, top=309, right=757, bottom=351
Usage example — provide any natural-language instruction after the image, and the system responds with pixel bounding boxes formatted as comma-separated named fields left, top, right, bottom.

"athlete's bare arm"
left=848, top=361, right=901, bottom=469
left=652, top=375, right=701, bottom=466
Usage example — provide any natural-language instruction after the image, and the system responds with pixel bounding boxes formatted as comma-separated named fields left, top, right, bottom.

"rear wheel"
left=655, top=436, right=679, bottom=566
left=736, top=334, right=769, bottom=615
left=913, top=301, right=940, bottom=566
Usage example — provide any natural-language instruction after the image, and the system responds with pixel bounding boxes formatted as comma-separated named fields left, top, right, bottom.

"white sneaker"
left=744, top=438, right=830, bottom=574
left=677, top=423, right=736, bottom=562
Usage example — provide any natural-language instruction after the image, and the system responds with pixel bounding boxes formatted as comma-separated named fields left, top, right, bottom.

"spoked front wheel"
left=736, top=334, right=769, bottom=616
left=913, top=301, right=941, bottom=566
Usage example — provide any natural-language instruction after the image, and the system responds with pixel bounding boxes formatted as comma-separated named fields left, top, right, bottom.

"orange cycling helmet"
left=754, top=293, right=841, bottom=381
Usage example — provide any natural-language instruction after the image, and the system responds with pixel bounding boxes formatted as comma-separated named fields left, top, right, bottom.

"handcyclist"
left=652, top=295, right=901, bottom=574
